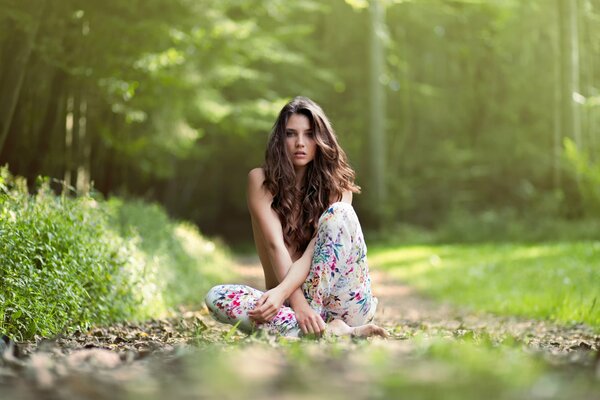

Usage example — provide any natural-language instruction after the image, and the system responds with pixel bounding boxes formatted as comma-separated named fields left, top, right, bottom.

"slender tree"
left=553, top=3, right=563, bottom=191
left=558, top=0, right=582, bottom=150
left=0, top=1, right=47, bottom=154
left=369, top=0, right=387, bottom=221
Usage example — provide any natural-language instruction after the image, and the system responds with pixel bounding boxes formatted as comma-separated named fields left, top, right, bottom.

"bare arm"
left=277, top=237, right=317, bottom=299
left=246, top=168, right=310, bottom=305
left=246, top=169, right=291, bottom=278
left=247, top=169, right=353, bottom=334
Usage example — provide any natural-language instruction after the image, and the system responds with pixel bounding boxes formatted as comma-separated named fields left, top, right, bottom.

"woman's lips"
left=294, top=152, right=307, bottom=157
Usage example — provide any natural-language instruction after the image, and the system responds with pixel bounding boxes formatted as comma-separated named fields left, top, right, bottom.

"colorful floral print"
left=205, top=202, right=377, bottom=337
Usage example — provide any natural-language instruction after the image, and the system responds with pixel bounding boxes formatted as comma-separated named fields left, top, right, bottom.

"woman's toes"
left=372, top=325, right=389, bottom=338
left=352, top=324, right=388, bottom=338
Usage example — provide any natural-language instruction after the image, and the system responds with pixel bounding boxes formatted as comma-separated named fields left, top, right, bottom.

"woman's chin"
left=292, top=160, right=313, bottom=170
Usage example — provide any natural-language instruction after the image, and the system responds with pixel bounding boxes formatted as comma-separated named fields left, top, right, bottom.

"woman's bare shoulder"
left=248, top=167, right=265, bottom=181
left=341, top=190, right=353, bottom=204
left=247, top=167, right=273, bottom=204
left=330, top=190, right=353, bottom=205
left=248, top=167, right=267, bottom=191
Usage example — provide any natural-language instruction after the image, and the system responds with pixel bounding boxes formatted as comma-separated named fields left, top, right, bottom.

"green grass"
left=0, top=168, right=235, bottom=339
left=369, top=242, right=600, bottom=329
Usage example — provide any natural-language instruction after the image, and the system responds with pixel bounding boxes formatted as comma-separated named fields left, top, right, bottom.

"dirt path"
left=1, top=255, right=599, bottom=399
left=233, top=255, right=600, bottom=362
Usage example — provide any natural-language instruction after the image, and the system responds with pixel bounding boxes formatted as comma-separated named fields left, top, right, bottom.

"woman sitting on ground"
left=205, top=96, right=386, bottom=338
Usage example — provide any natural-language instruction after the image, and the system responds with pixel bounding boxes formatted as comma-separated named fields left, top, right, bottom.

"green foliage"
left=0, top=169, right=135, bottom=339
left=433, top=209, right=600, bottom=244
left=2, top=0, right=600, bottom=241
left=105, top=198, right=233, bottom=308
left=369, top=241, right=600, bottom=329
left=0, top=167, right=233, bottom=339
left=563, top=137, right=600, bottom=216
left=368, top=210, right=600, bottom=245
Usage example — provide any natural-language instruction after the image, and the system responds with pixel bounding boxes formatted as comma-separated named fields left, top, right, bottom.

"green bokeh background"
left=1, top=0, right=599, bottom=243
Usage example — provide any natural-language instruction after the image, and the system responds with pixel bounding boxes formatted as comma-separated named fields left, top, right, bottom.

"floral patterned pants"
left=204, top=202, right=378, bottom=337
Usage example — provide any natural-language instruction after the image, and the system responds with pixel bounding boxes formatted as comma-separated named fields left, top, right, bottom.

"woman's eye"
left=285, top=131, right=294, bottom=137
left=306, top=131, right=314, bottom=138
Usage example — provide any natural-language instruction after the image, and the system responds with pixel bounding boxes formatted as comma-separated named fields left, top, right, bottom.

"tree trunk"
left=64, top=89, right=81, bottom=189
left=75, top=94, right=91, bottom=194
left=557, top=0, right=582, bottom=149
left=581, top=0, right=596, bottom=159
left=368, top=0, right=387, bottom=223
left=553, top=4, right=562, bottom=191
left=389, top=25, right=411, bottom=176
left=28, top=69, right=67, bottom=177
left=0, top=2, right=46, bottom=155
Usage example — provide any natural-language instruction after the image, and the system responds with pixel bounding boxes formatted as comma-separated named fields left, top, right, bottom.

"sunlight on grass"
left=369, top=242, right=600, bottom=329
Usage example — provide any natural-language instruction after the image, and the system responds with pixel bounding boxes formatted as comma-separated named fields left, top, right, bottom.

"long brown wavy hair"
left=263, top=96, right=360, bottom=253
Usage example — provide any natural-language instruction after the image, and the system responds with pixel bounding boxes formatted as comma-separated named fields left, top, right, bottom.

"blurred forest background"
left=1, top=0, right=599, bottom=244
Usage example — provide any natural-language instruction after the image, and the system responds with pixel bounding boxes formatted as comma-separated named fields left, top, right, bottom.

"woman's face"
left=285, top=113, right=316, bottom=170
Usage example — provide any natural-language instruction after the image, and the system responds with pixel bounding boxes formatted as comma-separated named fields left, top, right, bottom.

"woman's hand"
left=293, top=302, right=326, bottom=336
left=248, top=287, right=286, bottom=323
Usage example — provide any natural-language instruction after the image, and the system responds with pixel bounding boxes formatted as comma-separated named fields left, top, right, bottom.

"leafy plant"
left=0, top=168, right=233, bottom=339
left=563, top=138, right=600, bottom=217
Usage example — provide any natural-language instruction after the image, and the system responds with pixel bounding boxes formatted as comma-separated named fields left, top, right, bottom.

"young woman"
left=205, top=96, right=386, bottom=338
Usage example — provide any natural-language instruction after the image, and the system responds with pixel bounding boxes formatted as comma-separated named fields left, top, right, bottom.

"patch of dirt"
left=373, top=268, right=600, bottom=365
left=0, top=309, right=242, bottom=399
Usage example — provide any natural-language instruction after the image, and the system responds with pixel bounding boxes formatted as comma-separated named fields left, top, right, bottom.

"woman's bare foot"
left=351, top=323, right=388, bottom=338
left=326, top=319, right=388, bottom=338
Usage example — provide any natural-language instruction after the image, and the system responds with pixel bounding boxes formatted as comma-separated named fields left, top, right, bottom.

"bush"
left=0, top=171, right=134, bottom=339
left=563, top=138, right=600, bottom=217
left=436, top=208, right=600, bottom=243
left=105, top=198, right=233, bottom=309
left=368, top=208, right=600, bottom=246
left=0, top=168, right=233, bottom=340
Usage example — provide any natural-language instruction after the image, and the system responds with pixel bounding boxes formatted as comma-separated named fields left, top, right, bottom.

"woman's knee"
left=204, top=284, right=226, bottom=309
left=318, top=202, right=358, bottom=230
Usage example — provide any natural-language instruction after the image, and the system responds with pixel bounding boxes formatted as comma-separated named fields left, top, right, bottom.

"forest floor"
left=1, top=256, right=599, bottom=400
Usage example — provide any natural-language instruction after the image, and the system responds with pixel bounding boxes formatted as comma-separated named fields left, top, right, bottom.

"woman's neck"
left=294, top=166, right=306, bottom=190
